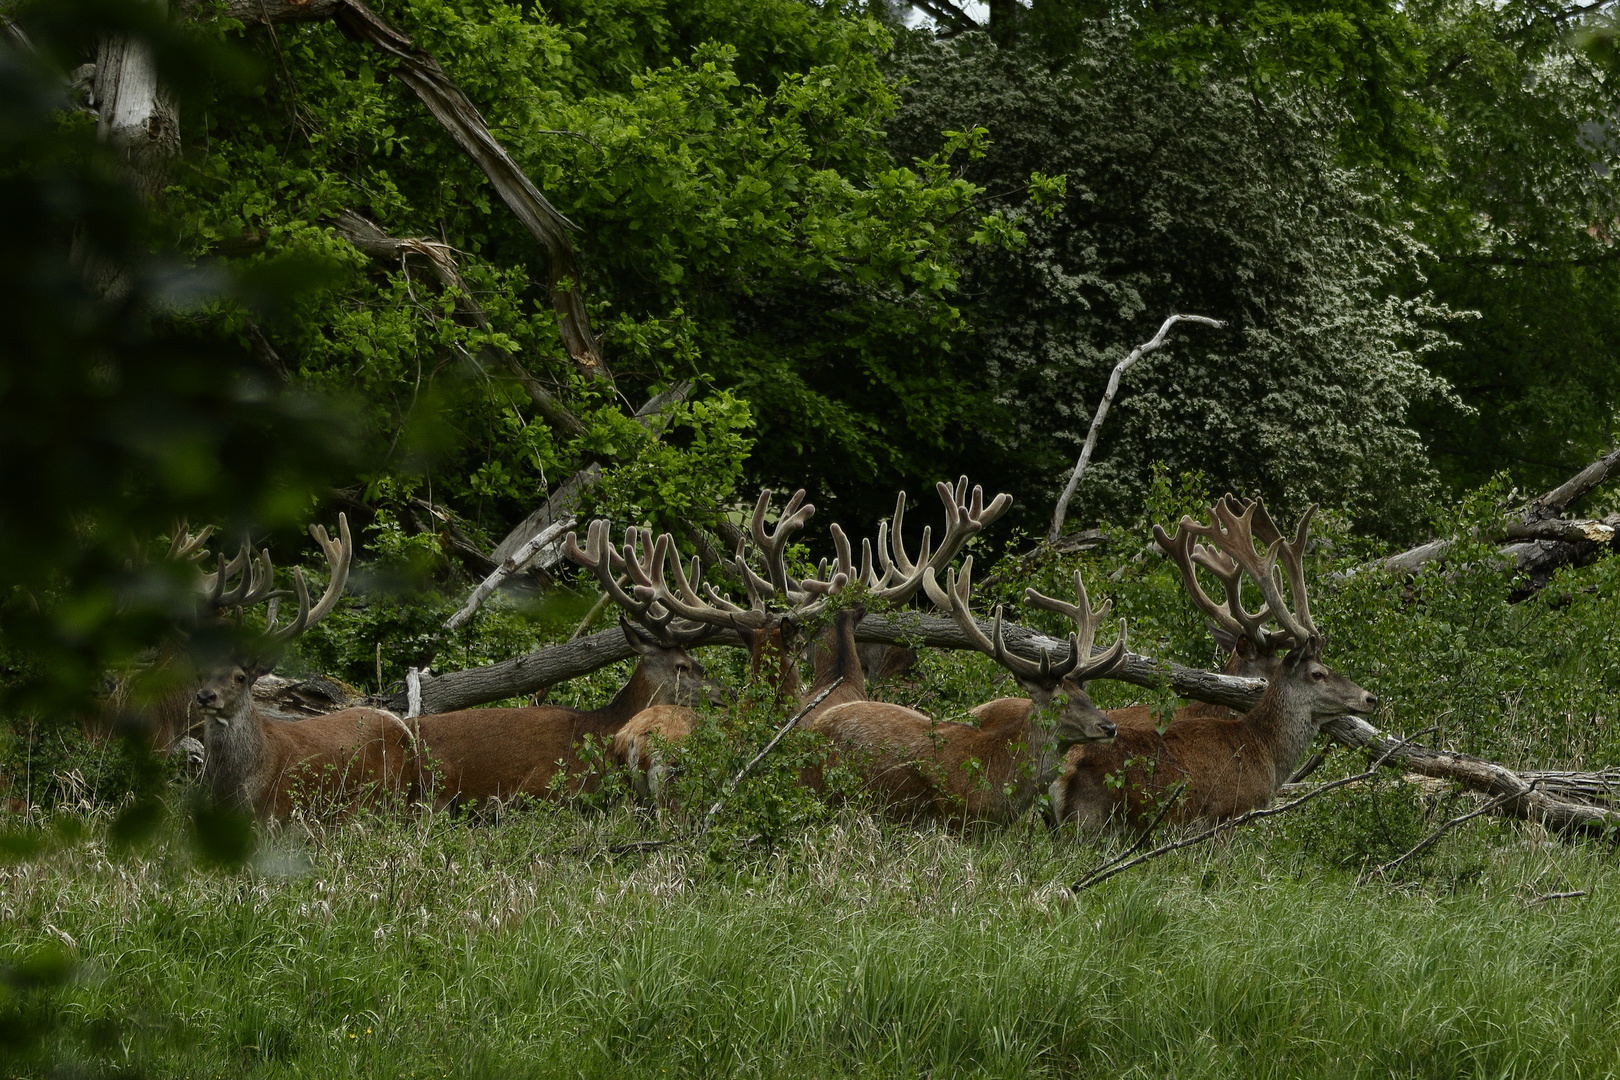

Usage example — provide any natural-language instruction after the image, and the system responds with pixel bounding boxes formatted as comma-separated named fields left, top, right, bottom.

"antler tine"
left=264, top=567, right=312, bottom=643
left=298, top=514, right=353, bottom=629
left=923, top=477, right=1013, bottom=574
left=748, top=488, right=815, bottom=599
left=886, top=491, right=916, bottom=575
left=564, top=520, right=658, bottom=624
left=1023, top=569, right=1128, bottom=682
left=858, top=536, right=877, bottom=589
left=167, top=521, right=214, bottom=564
left=1193, top=495, right=1314, bottom=646
left=729, top=532, right=775, bottom=610
left=1273, top=503, right=1317, bottom=638
left=939, top=557, right=999, bottom=658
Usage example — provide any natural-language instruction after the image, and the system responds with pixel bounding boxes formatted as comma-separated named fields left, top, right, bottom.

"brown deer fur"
left=413, top=621, right=724, bottom=807
left=807, top=604, right=1119, bottom=827
left=1051, top=638, right=1377, bottom=832
left=614, top=607, right=869, bottom=801
left=194, top=663, right=418, bottom=821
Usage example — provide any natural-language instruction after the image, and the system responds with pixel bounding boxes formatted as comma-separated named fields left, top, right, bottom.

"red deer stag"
left=591, top=479, right=1011, bottom=800
left=1050, top=497, right=1379, bottom=832
left=186, top=517, right=420, bottom=820
left=411, top=540, right=728, bottom=807
left=807, top=557, right=1127, bottom=827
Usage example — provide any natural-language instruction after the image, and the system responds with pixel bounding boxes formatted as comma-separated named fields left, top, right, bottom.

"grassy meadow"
left=1, top=798, right=1616, bottom=1079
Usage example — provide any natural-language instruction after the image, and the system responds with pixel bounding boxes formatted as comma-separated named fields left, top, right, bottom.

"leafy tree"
left=173, top=0, right=1037, bottom=542
left=886, top=25, right=1458, bottom=536
left=1399, top=0, right=1620, bottom=492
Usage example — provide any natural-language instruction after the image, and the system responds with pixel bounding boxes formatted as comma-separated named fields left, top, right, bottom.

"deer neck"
left=582, top=662, right=659, bottom=736
left=997, top=693, right=1068, bottom=820
left=201, top=687, right=268, bottom=813
left=804, top=613, right=866, bottom=717
left=1239, top=676, right=1320, bottom=789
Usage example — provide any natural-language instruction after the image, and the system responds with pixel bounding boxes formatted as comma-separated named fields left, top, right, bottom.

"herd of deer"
left=163, top=478, right=1378, bottom=833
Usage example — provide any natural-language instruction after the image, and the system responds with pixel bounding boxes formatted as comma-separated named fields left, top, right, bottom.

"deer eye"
left=235, top=673, right=247, bottom=684
left=1311, top=669, right=1325, bottom=681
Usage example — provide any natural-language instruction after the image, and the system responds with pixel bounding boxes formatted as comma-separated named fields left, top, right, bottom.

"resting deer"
left=808, top=558, right=1127, bottom=827
left=411, top=615, right=726, bottom=807
left=1050, top=497, right=1379, bottom=832
left=576, top=479, right=1011, bottom=801
left=184, top=517, right=420, bottom=820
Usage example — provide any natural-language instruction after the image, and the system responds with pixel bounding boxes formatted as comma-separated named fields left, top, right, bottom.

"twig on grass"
left=1528, top=889, right=1588, bottom=905
left=1071, top=780, right=1188, bottom=884
left=1359, top=782, right=1537, bottom=884
left=1071, top=728, right=1436, bottom=892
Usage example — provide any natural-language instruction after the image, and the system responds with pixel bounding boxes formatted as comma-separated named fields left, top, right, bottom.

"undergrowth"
left=1, top=799, right=1615, bottom=1078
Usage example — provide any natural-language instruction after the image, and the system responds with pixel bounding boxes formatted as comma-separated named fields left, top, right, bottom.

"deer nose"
left=1364, top=693, right=1380, bottom=710
left=1098, top=721, right=1117, bottom=739
left=195, top=689, right=216, bottom=708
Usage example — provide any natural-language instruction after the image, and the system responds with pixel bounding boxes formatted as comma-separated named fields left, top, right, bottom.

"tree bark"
left=380, top=609, right=1268, bottom=716
left=1321, top=716, right=1619, bottom=835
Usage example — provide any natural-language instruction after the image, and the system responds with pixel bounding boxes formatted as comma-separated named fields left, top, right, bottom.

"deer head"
left=183, top=515, right=353, bottom=726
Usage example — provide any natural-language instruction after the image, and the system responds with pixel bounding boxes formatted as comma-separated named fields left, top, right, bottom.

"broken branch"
left=1050, top=315, right=1224, bottom=542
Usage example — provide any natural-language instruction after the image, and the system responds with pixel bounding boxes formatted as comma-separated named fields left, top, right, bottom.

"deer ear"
left=1210, top=625, right=1239, bottom=656
left=1282, top=641, right=1311, bottom=672
left=243, top=653, right=277, bottom=680
left=849, top=602, right=869, bottom=624
left=621, top=617, right=658, bottom=655
left=1233, top=634, right=1260, bottom=661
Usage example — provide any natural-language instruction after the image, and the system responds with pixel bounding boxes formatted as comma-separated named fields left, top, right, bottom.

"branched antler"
left=173, top=515, right=353, bottom=647
left=1154, top=495, right=1317, bottom=651
left=854, top=477, right=1012, bottom=604
left=928, top=556, right=1127, bottom=687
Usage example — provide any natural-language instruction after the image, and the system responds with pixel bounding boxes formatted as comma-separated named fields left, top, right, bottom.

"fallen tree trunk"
left=1321, top=716, right=1620, bottom=835
left=1368, top=446, right=1620, bottom=594
left=378, top=611, right=1267, bottom=716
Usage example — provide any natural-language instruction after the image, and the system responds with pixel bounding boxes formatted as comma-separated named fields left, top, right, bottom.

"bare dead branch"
left=1050, top=315, right=1224, bottom=542
left=1072, top=729, right=1434, bottom=892
left=1359, top=784, right=1532, bottom=884
left=445, top=518, right=575, bottom=631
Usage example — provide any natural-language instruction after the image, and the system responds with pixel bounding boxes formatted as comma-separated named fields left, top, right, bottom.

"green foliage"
left=887, top=24, right=1459, bottom=538
left=170, top=0, right=1038, bottom=536
left=1277, top=766, right=1436, bottom=875
left=1398, top=1, right=1620, bottom=492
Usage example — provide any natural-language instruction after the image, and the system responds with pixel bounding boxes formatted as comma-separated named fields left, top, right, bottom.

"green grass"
left=3, top=798, right=1616, bottom=1079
